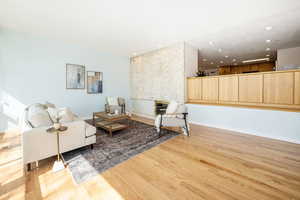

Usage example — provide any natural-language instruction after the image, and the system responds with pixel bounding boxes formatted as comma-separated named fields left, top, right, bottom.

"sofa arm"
left=22, top=120, right=86, bottom=164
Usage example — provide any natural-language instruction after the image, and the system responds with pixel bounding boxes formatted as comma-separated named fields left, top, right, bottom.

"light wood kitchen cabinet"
left=219, top=76, right=238, bottom=102
left=263, top=72, right=294, bottom=105
left=187, top=78, right=202, bottom=100
left=295, top=72, right=300, bottom=104
left=202, top=77, right=219, bottom=101
left=239, top=74, right=263, bottom=103
left=187, top=69, right=300, bottom=111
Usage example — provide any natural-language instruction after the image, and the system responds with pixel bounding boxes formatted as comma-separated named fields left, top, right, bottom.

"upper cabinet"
left=263, top=72, right=294, bottom=105
left=219, top=62, right=274, bottom=75
left=187, top=69, right=300, bottom=111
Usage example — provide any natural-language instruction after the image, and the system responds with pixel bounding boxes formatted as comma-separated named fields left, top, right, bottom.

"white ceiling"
left=1, top=0, right=300, bottom=61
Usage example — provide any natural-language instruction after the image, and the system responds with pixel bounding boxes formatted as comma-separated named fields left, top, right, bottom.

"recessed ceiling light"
left=220, top=61, right=224, bottom=63
left=225, top=55, right=229, bottom=58
left=266, top=48, right=271, bottom=51
left=266, top=39, right=271, bottom=43
left=232, top=58, right=236, bottom=62
left=209, top=41, right=214, bottom=46
left=218, top=48, right=222, bottom=52
left=266, top=54, right=270, bottom=57
left=210, top=62, right=214, bottom=64
left=265, top=26, right=272, bottom=31
left=202, top=58, right=207, bottom=61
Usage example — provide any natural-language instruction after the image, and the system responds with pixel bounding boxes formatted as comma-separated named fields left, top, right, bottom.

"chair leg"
left=184, top=118, right=190, bottom=137
left=91, top=144, right=94, bottom=149
left=27, top=163, right=31, bottom=171
left=158, top=114, right=163, bottom=137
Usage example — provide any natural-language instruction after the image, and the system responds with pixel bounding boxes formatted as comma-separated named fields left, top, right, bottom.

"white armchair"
left=105, top=97, right=126, bottom=114
left=155, top=101, right=190, bottom=137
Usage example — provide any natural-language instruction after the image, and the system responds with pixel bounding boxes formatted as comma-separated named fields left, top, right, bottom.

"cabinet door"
left=295, top=72, right=300, bottom=105
left=187, top=78, right=202, bottom=100
left=219, top=76, right=238, bottom=102
left=263, top=72, right=294, bottom=104
left=239, top=74, right=263, bottom=103
left=202, top=77, right=219, bottom=101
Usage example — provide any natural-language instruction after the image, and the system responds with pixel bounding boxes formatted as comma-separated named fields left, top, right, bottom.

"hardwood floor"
left=1, top=116, right=300, bottom=199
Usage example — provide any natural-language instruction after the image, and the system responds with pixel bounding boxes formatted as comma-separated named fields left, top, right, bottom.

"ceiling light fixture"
left=220, top=61, right=224, bottom=63
left=210, top=62, right=214, bottom=64
left=266, top=48, right=271, bottom=51
left=133, top=52, right=137, bottom=56
left=225, top=55, right=229, bottom=58
left=232, top=58, right=236, bottom=62
left=202, top=58, right=207, bottom=61
left=209, top=41, right=214, bottom=46
left=265, top=26, right=272, bottom=31
left=266, top=39, right=271, bottom=43
left=266, top=54, right=270, bottom=57
left=242, top=58, right=270, bottom=63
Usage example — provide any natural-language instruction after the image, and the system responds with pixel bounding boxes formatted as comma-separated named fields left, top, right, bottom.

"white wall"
left=187, top=104, right=300, bottom=144
left=0, top=30, right=130, bottom=132
left=131, top=99, right=155, bottom=119
left=277, top=46, right=300, bottom=69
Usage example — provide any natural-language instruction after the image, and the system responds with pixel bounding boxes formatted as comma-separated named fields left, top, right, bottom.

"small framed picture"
left=87, top=71, right=103, bottom=94
left=66, top=64, right=85, bottom=89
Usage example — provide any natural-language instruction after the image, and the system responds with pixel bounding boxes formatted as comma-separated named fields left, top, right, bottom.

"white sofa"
left=21, top=104, right=96, bottom=169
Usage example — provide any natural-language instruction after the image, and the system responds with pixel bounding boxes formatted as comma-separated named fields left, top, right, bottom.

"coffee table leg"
left=109, top=125, right=112, bottom=137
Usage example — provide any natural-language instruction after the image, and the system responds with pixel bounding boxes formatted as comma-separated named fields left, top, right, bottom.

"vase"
left=54, top=122, right=61, bottom=130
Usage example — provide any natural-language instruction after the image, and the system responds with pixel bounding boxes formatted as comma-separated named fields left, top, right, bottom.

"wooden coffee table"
left=93, top=112, right=131, bottom=137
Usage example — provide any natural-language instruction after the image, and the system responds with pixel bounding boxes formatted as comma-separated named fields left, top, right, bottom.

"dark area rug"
left=62, top=120, right=179, bottom=184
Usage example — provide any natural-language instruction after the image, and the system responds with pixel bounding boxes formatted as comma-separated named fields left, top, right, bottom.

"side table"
left=46, top=126, right=68, bottom=172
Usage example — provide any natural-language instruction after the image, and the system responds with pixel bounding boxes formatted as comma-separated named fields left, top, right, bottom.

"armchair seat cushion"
left=155, top=115, right=185, bottom=128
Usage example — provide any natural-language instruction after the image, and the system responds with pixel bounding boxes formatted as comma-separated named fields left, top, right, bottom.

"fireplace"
left=154, top=100, right=169, bottom=116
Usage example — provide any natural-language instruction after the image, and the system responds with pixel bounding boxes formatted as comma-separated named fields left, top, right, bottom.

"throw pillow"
left=48, top=107, right=76, bottom=123
left=44, top=101, right=56, bottom=109
left=166, top=101, right=178, bottom=114
left=59, top=107, right=76, bottom=123
left=27, top=104, right=53, bottom=128
left=47, top=107, right=59, bottom=122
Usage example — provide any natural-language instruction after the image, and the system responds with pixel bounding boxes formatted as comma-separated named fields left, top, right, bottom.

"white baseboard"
left=189, top=120, right=300, bottom=144
left=131, top=112, right=155, bottom=120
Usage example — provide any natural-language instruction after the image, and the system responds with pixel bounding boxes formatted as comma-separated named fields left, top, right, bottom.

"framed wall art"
left=87, top=71, right=103, bottom=94
left=66, top=64, right=85, bottom=89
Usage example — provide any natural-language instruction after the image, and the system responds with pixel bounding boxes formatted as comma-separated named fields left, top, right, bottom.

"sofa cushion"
left=27, top=104, right=53, bottom=128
